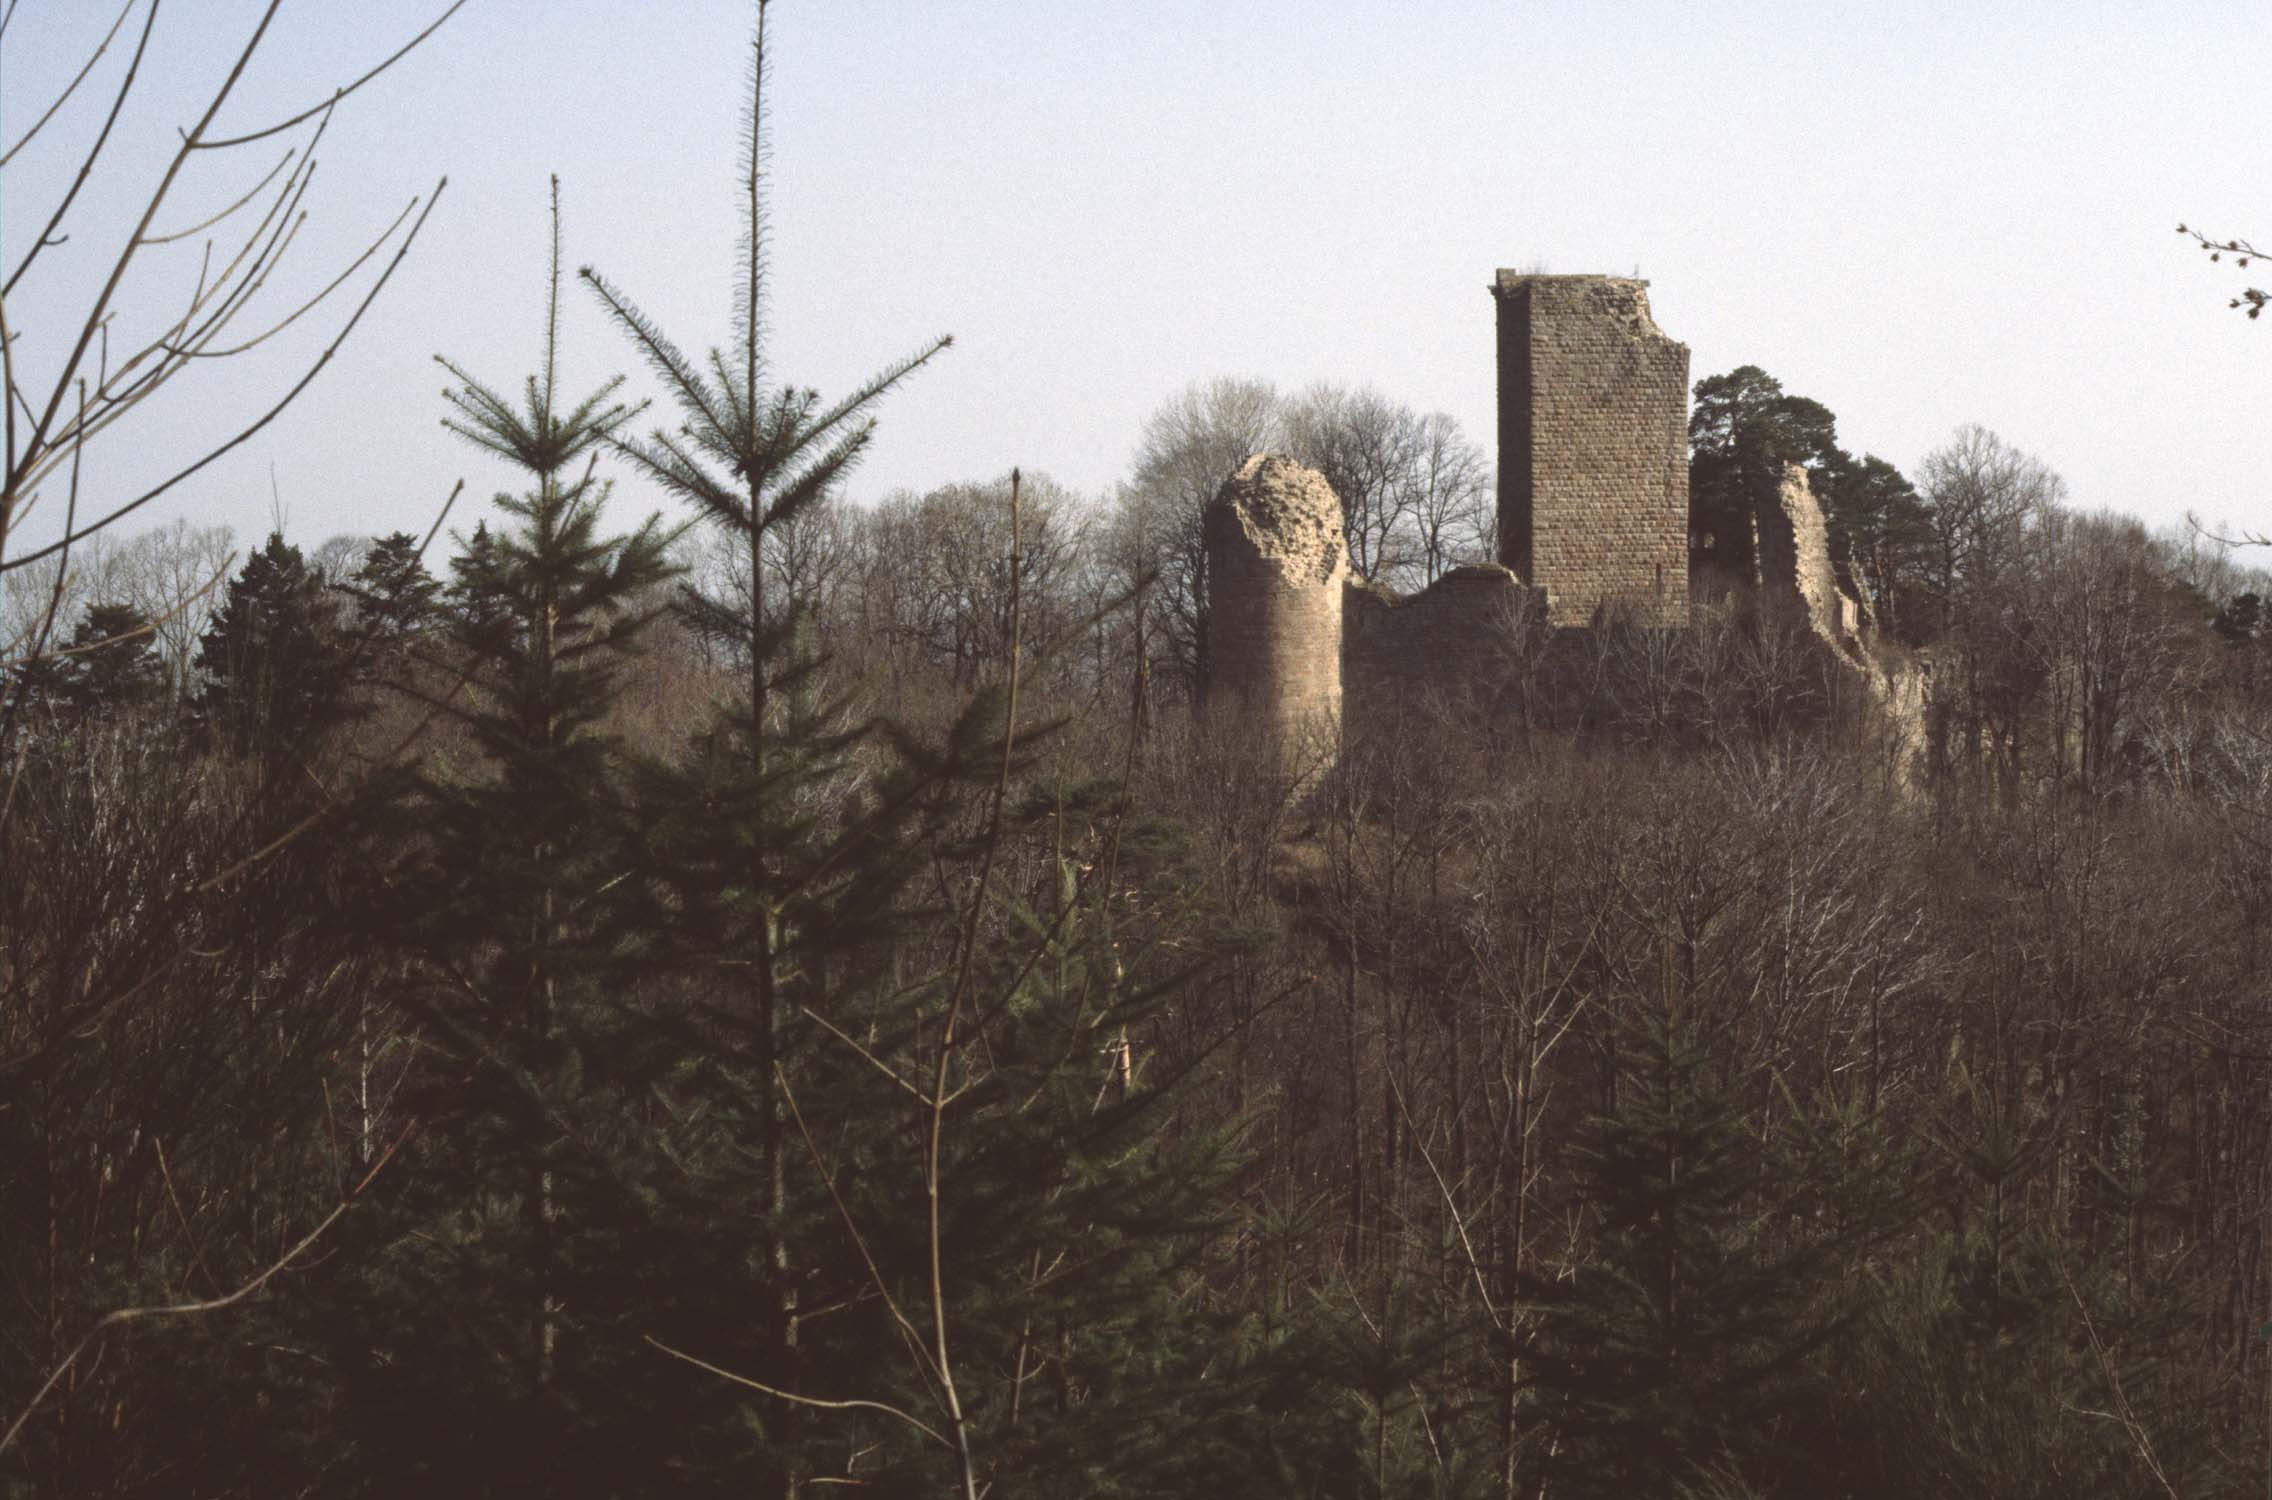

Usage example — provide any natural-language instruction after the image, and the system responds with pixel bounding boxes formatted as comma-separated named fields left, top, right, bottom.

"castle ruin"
left=1203, top=454, right=1350, bottom=760
left=1203, top=271, right=1872, bottom=760
left=1494, top=274, right=1690, bottom=628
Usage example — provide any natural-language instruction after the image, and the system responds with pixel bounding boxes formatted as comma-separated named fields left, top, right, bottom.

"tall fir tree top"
left=579, top=0, right=951, bottom=551
left=434, top=177, right=679, bottom=751
left=440, top=176, right=643, bottom=486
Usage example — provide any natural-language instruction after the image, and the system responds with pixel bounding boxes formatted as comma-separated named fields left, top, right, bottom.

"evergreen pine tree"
left=347, top=530, right=443, bottom=654
left=1817, top=1068, right=2211, bottom=1499
left=63, top=603, right=167, bottom=718
left=326, top=177, right=683, bottom=1496
left=193, top=531, right=349, bottom=758
left=626, top=738, right=1299, bottom=1493
left=579, top=6, right=948, bottom=1490
left=575, top=8, right=1317, bottom=1493
left=1522, top=968, right=1885, bottom=1499
left=446, top=519, right=513, bottom=640
left=9, top=601, right=173, bottom=732
left=779, top=797, right=1269, bottom=1495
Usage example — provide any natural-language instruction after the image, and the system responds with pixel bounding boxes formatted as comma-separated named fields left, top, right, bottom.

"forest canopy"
left=6, top=4, right=2272, bottom=1499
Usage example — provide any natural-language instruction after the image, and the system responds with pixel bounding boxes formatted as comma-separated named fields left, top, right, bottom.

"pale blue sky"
left=5, top=0, right=2269, bottom=556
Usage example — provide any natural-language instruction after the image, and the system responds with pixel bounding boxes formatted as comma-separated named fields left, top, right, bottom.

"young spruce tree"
left=1521, top=957, right=1898, bottom=1500
left=584, top=7, right=1310, bottom=1493
left=580, top=3, right=948, bottom=1491
left=332, top=178, right=683, bottom=1496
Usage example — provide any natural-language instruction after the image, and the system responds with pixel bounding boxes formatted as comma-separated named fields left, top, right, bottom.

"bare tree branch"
left=193, top=0, right=472, bottom=151
left=643, top=1337, right=951, bottom=1449
left=0, top=1121, right=417, bottom=1460
left=0, top=0, right=137, bottom=169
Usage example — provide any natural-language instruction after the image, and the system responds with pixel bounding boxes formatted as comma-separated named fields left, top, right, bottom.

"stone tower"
left=1491, top=273, right=1690, bottom=628
left=1202, top=454, right=1348, bottom=762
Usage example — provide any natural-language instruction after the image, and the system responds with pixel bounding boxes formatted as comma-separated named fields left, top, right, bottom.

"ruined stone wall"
left=1758, top=463, right=1853, bottom=641
left=1493, top=274, right=1690, bottom=628
left=1193, top=274, right=1927, bottom=779
left=1342, top=564, right=1534, bottom=730
left=1203, top=454, right=1348, bottom=763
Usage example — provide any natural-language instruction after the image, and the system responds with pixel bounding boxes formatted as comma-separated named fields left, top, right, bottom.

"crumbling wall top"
left=1342, top=563, right=1537, bottom=731
left=1491, top=273, right=1666, bottom=340
left=1493, top=269, right=1688, bottom=626
left=1204, top=453, right=1348, bottom=587
left=1202, top=453, right=1348, bottom=765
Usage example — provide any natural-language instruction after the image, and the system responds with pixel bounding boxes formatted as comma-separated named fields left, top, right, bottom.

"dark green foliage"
left=447, top=519, right=513, bottom=637
left=1521, top=979, right=1896, bottom=1499
left=573, top=10, right=956, bottom=1491
left=1689, top=365, right=1927, bottom=615
left=643, top=776, right=1291, bottom=1495
left=193, top=530, right=349, bottom=757
left=346, top=529, right=443, bottom=651
left=1823, top=1228, right=2217, bottom=1500
left=5, top=602, right=164, bottom=723
left=1816, top=451, right=1931, bottom=609
left=572, top=34, right=1280, bottom=1461
left=1222, top=1273, right=1498, bottom=1499
left=1689, top=365, right=1842, bottom=476
left=64, top=603, right=166, bottom=717
left=2215, top=589, right=2263, bottom=643
left=326, top=178, right=686, bottom=1496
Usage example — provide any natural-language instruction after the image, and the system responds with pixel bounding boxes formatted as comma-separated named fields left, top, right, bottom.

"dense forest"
left=11, top=4, right=2272, bottom=1498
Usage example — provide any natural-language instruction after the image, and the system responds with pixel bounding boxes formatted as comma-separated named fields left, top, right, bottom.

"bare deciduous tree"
left=116, top=517, right=236, bottom=703
left=1122, top=376, right=1282, bottom=698
left=0, top=8, right=462, bottom=1478
left=1915, top=424, right=2063, bottom=631
left=2, top=0, right=463, bottom=778
left=1407, top=409, right=1494, bottom=585
left=852, top=472, right=1088, bottom=690
left=1286, top=383, right=1423, bottom=585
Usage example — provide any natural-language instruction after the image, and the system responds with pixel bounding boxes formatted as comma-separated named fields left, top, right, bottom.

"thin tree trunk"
left=750, top=465, right=795, bottom=1496
left=1501, top=1043, right=1533, bottom=1500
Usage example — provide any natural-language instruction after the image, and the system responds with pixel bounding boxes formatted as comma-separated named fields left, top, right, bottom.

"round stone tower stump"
left=1202, top=453, right=1348, bottom=767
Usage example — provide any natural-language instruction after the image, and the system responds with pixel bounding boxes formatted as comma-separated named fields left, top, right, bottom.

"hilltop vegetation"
left=8, top=4, right=2272, bottom=1498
